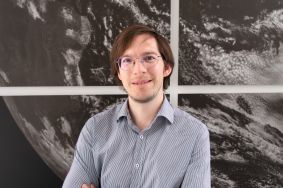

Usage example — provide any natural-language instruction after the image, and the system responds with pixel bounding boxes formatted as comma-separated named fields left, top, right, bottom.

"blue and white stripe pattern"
left=63, top=97, right=211, bottom=188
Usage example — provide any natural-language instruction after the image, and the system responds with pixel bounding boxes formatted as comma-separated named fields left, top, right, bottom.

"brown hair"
left=110, top=24, right=174, bottom=90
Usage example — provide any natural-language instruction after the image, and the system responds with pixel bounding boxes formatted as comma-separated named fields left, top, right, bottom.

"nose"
left=132, top=58, right=147, bottom=74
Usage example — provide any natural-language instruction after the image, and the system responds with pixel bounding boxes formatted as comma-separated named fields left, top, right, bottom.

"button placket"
left=130, top=133, right=145, bottom=188
left=134, top=134, right=144, bottom=171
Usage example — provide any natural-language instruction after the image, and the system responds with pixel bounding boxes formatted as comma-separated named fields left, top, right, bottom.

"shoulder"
left=85, top=102, right=123, bottom=129
left=172, top=107, right=210, bottom=152
left=80, top=103, right=124, bottom=143
left=173, top=107, right=209, bottom=137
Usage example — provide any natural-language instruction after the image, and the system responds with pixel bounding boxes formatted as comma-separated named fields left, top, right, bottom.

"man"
left=63, top=24, right=211, bottom=188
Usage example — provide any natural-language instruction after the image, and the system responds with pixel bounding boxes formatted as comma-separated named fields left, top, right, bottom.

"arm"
left=181, top=126, right=211, bottom=188
left=62, top=119, right=100, bottom=188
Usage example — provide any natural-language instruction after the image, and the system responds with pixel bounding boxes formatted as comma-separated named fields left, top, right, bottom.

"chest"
left=94, top=126, right=195, bottom=187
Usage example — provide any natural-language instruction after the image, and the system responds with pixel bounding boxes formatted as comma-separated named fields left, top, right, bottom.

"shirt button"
left=139, top=135, right=144, bottom=139
left=135, top=163, right=139, bottom=169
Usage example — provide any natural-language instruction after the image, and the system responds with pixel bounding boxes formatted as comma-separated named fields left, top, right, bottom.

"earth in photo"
left=0, top=0, right=170, bottom=86
left=0, top=97, right=63, bottom=187
left=179, top=93, right=283, bottom=187
left=179, top=0, right=283, bottom=85
left=2, top=95, right=127, bottom=180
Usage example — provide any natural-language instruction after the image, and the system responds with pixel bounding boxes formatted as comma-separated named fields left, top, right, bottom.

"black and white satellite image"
left=0, top=0, right=283, bottom=187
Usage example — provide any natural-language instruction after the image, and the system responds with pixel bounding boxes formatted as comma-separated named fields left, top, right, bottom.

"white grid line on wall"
left=169, top=0, right=179, bottom=107
left=1, top=85, right=283, bottom=95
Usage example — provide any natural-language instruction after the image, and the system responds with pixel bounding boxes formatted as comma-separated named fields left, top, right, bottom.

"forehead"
left=122, top=33, right=159, bottom=56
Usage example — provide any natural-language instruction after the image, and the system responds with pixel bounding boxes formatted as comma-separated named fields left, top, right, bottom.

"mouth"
left=132, top=80, right=152, bottom=85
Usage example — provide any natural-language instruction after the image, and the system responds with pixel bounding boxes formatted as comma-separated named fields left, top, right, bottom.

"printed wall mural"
left=1, top=0, right=283, bottom=187
left=179, top=0, right=283, bottom=85
left=0, top=0, right=170, bottom=86
left=179, top=93, right=283, bottom=187
left=0, top=97, right=62, bottom=187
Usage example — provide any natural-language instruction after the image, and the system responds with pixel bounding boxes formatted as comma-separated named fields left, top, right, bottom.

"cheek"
left=118, top=73, right=122, bottom=81
left=117, top=73, right=129, bottom=86
left=118, top=73, right=127, bottom=82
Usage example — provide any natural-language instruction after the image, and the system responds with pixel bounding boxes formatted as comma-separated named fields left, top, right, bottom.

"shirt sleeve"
left=62, top=119, right=100, bottom=188
left=181, top=125, right=211, bottom=188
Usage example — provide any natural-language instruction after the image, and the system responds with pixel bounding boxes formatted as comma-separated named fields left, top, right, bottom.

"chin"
left=129, top=94, right=156, bottom=103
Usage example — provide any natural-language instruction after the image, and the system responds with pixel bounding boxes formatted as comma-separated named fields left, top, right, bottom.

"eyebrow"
left=122, top=51, right=159, bottom=57
left=141, top=51, right=159, bottom=56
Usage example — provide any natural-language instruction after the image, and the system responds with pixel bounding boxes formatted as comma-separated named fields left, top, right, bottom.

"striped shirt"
left=62, top=97, right=211, bottom=188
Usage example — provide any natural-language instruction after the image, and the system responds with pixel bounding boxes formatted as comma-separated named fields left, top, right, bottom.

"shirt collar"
left=117, top=96, right=174, bottom=124
left=117, top=98, right=129, bottom=121
left=156, top=96, right=174, bottom=124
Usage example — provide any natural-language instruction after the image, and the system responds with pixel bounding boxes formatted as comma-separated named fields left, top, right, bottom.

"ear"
left=163, top=65, right=172, bottom=77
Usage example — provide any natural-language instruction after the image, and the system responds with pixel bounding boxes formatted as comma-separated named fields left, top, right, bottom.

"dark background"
left=0, top=97, right=63, bottom=188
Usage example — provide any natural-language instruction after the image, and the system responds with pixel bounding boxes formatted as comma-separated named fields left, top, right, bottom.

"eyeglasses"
left=117, top=54, right=162, bottom=71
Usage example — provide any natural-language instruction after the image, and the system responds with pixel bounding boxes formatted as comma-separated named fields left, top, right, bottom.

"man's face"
left=118, top=34, right=172, bottom=103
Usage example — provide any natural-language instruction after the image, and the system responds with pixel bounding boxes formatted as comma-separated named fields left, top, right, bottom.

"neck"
left=128, top=93, right=164, bottom=131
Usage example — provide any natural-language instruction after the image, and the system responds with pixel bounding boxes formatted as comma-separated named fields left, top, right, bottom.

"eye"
left=121, top=57, right=133, bottom=64
left=142, top=55, right=156, bottom=63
